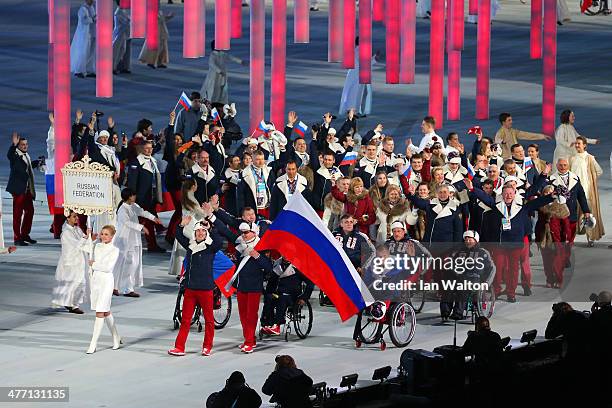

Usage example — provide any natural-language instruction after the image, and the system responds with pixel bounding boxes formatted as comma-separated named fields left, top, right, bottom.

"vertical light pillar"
left=447, top=0, right=462, bottom=120
left=249, top=0, right=265, bottom=133
left=198, top=0, right=206, bottom=57
left=145, top=0, right=159, bottom=51
left=294, top=0, right=309, bottom=43
left=215, top=0, right=231, bottom=50
left=96, top=0, right=113, bottom=97
left=343, top=0, right=356, bottom=68
left=119, top=0, right=130, bottom=7
left=131, top=0, right=146, bottom=38
left=542, top=0, right=556, bottom=136
left=530, top=0, right=542, bottom=59
left=53, top=0, right=71, bottom=207
left=48, top=0, right=54, bottom=111
left=184, top=0, right=199, bottom=57
left=468, top=0, right=477, bottom=14
left=373, top=0, right=384, bottom=21
left=270, top=0, right=287, bottom=129
left=385, top=0, right=400, bottom=83
left=451, top=0, right=464, bottom=50
left=359, top=0, right=371, bottom=83
left=328, top=0, right=342, bottom=62
left=475, top=0, right=490, bottom=120
left=231, top=0, right=242, bottom=38
left=400, top=0, right=416, bottom=84
left=429, top=0, right=444, bottom=128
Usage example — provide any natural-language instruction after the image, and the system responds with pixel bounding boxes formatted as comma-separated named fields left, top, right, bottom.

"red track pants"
left=237, top=292, right=261, bottom=347
left=174, top=289, right=214, bottom=351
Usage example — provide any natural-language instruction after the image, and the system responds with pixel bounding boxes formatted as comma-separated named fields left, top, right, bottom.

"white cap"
left=239, top=222, right=259, bottom=234
left=390, top=221, right=406, bottom=231
left=96, top=130, right=110, bottom=140
left=463, top=230, right=480, bottom=243
left=193, top=220, right=210, bottom=231
left=328, top=127, right=337, bottom=135
left=247, top=137, right=259, bottom=146
left=504, top=175, right=519, bottom=184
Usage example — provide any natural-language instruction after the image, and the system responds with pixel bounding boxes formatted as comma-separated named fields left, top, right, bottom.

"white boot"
left=86, top=317, right=105, bottom=354
left=105, top=314, right=121, bottom=350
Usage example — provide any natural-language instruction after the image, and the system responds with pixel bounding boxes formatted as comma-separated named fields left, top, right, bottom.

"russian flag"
left=466, top=162, right=476, bottom=181
left=177, top=92, right=191, bottom=111
left=155, top=173, right=176, bottom=213
left=340, top=150, right=359, bottom=167
left=181, top=251, right=236, bottom=297
left=258, top=119, right=270, bottom=134
left=294, top=121, right=308, bottom=138
left=399, top=163, right=412, bottom=178
left=524, top=157, right=534, bottom=171
left=45, top=174, right=63, bottom=215
left=211, top=107, right=220, bottom=123
left=254, top=193, right=374, bottom=321
left=467, top=126, right=482, bottom=136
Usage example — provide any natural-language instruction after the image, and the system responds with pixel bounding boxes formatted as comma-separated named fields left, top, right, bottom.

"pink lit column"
left=429, top=0, right=444, bottom=128
left=475, top=0, right=490, bottom=120
left=270, top=0, right=286, bottom=129
left=199, top=0, right=206, bottom=56
left=530, top=0, right=542, bottom=59
left=385, top=0, right=400, bottom=83
left=249, top=0, right=265, bottom=133
left=447, top=0, right=462, bottom=120
left=468, top=0, right=477, bottom=14
left=183, top=0, right=199, bottom=57
left=146, top=0, right=159, bottom=50
left=399, top=0, right=415, bottom=84
left=294, top=0, right=309, bottom=43
left=96, top=0, right=113, bottom=97
left=373, top=0, right=384, bottom=22
left=48, top=0, right=54, bottom=110
left=451, top=0, right=464, bottom=50
left=359, top=0, right=371, bottom=83
left=328, top=0, right=342, bottom=62
left=131, top=0, right=146, bottom=38
left=53, top=0, right=71, bottom=207
left=343, top=0, right=355, bottom=68
left=231, top=0, right=242, bottom=38
left=215, top=0, right=231, bottom=50
left=542, top=0, right=556, bottom=136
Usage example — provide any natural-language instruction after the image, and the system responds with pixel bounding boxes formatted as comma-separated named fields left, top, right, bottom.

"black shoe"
left=148, top=247, right=167, bottom=253
left=70, top=307, right=84, bottom=314
left=86, top=73, right=96, bottom=78
left=523, top=286, right=532, bottom=296
left=310, top=6, right=319, bottom=11
left=147, top=64, right=156, bottom=69
left=157, top=64, right=168, bottom=69
left=23, top=236, right=37, bottom=244
left=75, top=73, right=85, bottom=78
left=14, top=240, right=28, bottom=246
left=64, top=306, right=73, bottom=312
left=507, top=296, right=517, bottom=303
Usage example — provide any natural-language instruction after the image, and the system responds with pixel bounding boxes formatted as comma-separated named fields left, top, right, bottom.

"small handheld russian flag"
left=210, top=107, right=221, bottom=123
left=467, top=126, right=482, bottom=136
left=177, top=92, right=192, bottom=111
left=258, top=119, right=271, bottom=134
left=294, top=121, right=308, bottom=138
left=340, top=150, right=358, bottom=166
left=524, top=157, right=534, bottom=171
left=466, top=162, right=476, bottom=180
left=400, top=163, right=412, bottom=178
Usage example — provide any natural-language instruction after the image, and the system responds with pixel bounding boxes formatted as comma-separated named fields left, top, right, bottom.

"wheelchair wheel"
left=293, top=300, right=313, bottom=339
left=173, top=289, right=201, bottom=329
left=581, top=0, right=604, bottom=15
left=355, top=307, right=383, bottom=344
left=476, top=286, right=495, bottom=319
left=408, top=284, right=426, bottom=313
left=214, top=289, right=232, bottom=329
left=388, top=302, right=417, bottom=348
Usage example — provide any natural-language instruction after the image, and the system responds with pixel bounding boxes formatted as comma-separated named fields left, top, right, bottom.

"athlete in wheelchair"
left=440, top=230, right=496, bottom=322
left=260, top=258, right=315, bottom=340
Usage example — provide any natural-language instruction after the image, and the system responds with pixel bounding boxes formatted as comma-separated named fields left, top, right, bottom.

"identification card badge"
left=502, top=217, right=511, bottom=231
left=256, top=182, right=266, bottom=207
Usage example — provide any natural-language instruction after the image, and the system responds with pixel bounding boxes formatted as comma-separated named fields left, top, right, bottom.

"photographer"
left=545, top=302, right=589, bottom=364
left=262, top=355, right=313, bottom=408
left=462, top=316, right=504, bottom=379
left=206, top=371, right=261, bottom=408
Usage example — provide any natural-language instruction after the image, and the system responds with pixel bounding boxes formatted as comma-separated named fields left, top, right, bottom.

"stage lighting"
left=520, top=329, right=537, bottom=345
left=372, top=366, right=391, bottom=382
left=340, top=373, right=358, bottom=389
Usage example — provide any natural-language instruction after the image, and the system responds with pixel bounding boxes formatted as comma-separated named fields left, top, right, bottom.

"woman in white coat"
left=70, top=0, right=96, bottom=77
left=168, top=179, right=207, bottom=276
left=200, top=40, right=246, bottom=105
left=553, top=110, right=599, bottom=165
left=51, top=211, right=90, bottom=314
left=113, top=188, right=162, bottom=297
left=339, top=38, right=381, bottom=118
left=87, top=225, right=121, bottom=354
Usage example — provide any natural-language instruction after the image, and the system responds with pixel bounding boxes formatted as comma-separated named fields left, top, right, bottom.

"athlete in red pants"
left=492, top=247, right=522, bottom=300
left=168, top=217, right=222, bottom=356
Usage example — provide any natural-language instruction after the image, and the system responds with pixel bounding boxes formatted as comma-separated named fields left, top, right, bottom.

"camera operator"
left=262, top=355, right=313, bottom=408
left=462, top=316, right=504, bottom=379
left=589, top=291, right=612, bottom=394
left=545, top=302, right=589, bottom=365
left=206, top=371, right=262, bottom=408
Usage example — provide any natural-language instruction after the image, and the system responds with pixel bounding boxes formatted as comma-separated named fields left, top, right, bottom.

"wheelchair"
left=463, top=285, right=496, bottom=322
left=354, top=300, right=417, bottom=350
left=581, top=0, right=611, bottom=15
left=172, top=284, right=232, bottom=331
left=259, top=295, right=313, bottom=342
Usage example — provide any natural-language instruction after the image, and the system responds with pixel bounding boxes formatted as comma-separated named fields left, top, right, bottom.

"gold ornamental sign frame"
left=61, top=155, right=115, bottom=216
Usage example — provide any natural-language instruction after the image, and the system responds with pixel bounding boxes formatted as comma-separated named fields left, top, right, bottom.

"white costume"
left=418, top=131, right=445, bottom=152
left=553, top=123, right=597, bottom=165
left=112, top=6, right=131, bottom=72
left=467, top=0, right=500, bottom=24
left=70, top=2, right=96, bottom=75
left=557, top=0, right=571, bottom=23
left=339, top=46, right=374, bottom=117
left=168, top=192, right=207, bottom=276
left=89, top=241, right=120, bottom=312
left=200, top=50, right=243, bottom=105
left=113, top=203, right=155, bottom=294
left=416, top=0, right=431, bottom=18
left=51, top=224, right=90, bottom=309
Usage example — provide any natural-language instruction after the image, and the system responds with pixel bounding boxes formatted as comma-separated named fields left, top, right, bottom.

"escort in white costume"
left=51, top=223, right=90, bottom=310
left=339, top=46, right=379, bottom=117
left=70, top=1, right=96, bottom=75
left=553, top=123, right=598, bottom=166
left=168, top=191, right=207, bottom=276
left=113, top=203, right=155, bottom=294
left=112, top=5, right=131, bottom=72
left=200, top=49, right=244, bottom=105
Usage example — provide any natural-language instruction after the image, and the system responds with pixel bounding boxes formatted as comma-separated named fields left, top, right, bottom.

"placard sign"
left=61, top=155, right=114, bottom=216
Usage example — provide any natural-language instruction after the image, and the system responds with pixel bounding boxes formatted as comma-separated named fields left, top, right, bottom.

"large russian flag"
left=254, top=193, right=374, bottom=321
left=181, top=251, right=236, bottom=298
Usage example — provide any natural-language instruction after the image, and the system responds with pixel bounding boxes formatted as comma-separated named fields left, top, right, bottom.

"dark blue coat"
left=408, top=195, right=463, bottom=244
left=6, top=145, right=40, bottom=197
left=176, top=226, right=223, bottom=291
left=127, top=158, right=160, bottom=209
left=235, top=253, right=273, bottom=293
left=546, top=173, right=590, bottom=222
